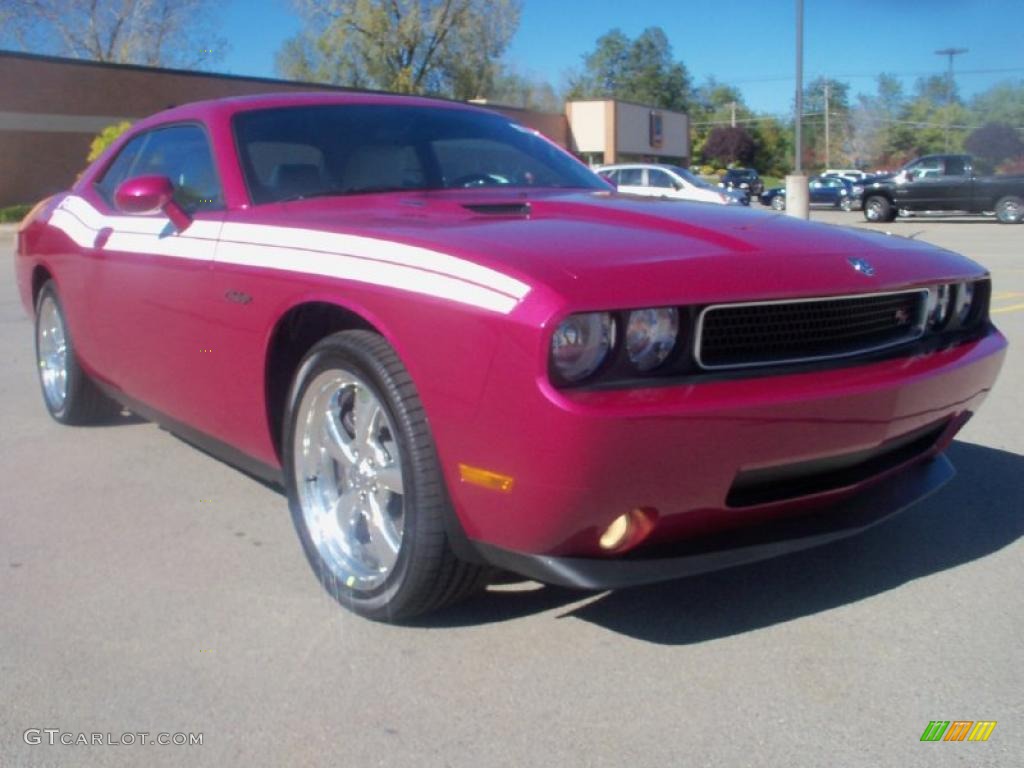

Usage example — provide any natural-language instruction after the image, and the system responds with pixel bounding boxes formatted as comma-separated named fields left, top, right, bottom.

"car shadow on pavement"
left=422, top=441, right=1023, bottom=641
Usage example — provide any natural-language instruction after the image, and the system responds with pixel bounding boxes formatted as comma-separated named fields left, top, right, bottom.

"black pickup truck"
left=860, top=154, right=1024, bottom=224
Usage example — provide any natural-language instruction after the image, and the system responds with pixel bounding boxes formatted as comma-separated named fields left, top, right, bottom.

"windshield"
left=233, top=104, right=606, bottom=204
left=670, top=166, right=715, bottom=190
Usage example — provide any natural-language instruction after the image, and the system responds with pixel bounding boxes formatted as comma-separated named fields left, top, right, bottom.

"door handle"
left=93, top=227, right=113, bottom=249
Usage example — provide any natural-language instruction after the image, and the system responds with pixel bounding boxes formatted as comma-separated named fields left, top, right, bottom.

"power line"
left=711, top=67, right=1024, bottom=86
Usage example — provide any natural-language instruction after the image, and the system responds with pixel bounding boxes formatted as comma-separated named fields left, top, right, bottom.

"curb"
left=0, top=223, right=18, bottom=234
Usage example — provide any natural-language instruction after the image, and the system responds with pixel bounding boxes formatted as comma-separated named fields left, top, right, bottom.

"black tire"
left=994, top=195, right=1023, bottom=224
left=282, top=330, right=486, bottom=622
left=34, top=281, right=121, bottom=425
left=864, top=195, right=895, bottom=222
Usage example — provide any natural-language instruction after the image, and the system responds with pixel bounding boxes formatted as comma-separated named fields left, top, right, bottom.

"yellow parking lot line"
left=992, top=301, right=1024, bottom=315
left=993, top=291, right=1024, bottom=299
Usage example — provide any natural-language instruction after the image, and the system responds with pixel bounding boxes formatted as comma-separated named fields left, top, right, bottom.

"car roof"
left=597, top=163, right=680, bottom=171
left=129, top=90, right=488, bottom=132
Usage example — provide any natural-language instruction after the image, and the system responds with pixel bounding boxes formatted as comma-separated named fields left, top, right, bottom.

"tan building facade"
left=0, top=51, right=687, bottom=207
left=566, top=99, right=690, bottom=167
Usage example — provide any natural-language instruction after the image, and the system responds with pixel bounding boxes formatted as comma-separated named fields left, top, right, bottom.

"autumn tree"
left=703, top=126, right=756, bottom=166
left=567, top=27, right=691, bottom=111
left=277, top=0, right=521, bottom=98
left=0, top=0, right=225, bottom=68
left=965, top=122, right=1024, bottom=171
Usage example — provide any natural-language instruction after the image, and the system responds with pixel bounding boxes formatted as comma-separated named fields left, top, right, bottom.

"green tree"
left=971, top=80, right=1024, bottom=128
left=852, top=73, right=905, bottom=168
left=484, top=69, right=562, bottom=111
left=749, top=117, right=791, bottom=177
left=567, top=27, right=691, bottom=111
left=0, top=0, right=225, bottom=68
left=277, top=0, right=521, bottom=97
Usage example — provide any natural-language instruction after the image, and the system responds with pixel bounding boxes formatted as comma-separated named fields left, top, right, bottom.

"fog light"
left=598, top=507, right=658, bottom=552
left=599, top=514, right=632, bottom=550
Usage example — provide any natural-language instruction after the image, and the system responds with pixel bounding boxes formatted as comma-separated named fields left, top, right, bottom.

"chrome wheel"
left=996, top=196, right=1022, bottom=224
left=865, top=199, right=883, bottom=221
left=36, top=295, right=68, bottom=411
left=771, top=195, right=785, bottom=211
left=293, top=369, right=405, bottom=591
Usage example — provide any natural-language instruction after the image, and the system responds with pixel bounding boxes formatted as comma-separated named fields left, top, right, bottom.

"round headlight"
left=551, top=312, right=614, bottom=382
left=930, top=284, right=952, bottom=328
left=625, top=308, right=679, bottom=371
left=954, top=281, right=975, bottom=325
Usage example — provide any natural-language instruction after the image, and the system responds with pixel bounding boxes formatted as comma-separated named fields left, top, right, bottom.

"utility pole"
left=794, top=0, right=803, bottom=174
left=823, top=82, right=830, bottom=169
left=730, top=101, right=736, bottom=128
left=786, top=0, right=809, bottom=218
left=935, top=47, right=967, bottom=151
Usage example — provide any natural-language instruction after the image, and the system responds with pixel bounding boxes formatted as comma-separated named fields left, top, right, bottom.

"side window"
left=944, top=157, right=968, bottom=177
left=648, top=169, right=676, bottom=189
left=94, top=133, right=148, bottom=206
left=618, top=168, right=644, bottom=186
left=129, top=125, right=224, bottom=212
left=905, top=157, right=941, bottom=180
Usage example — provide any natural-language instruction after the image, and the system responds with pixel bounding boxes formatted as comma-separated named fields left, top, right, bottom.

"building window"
left=649, top=112, right=664, bottom=149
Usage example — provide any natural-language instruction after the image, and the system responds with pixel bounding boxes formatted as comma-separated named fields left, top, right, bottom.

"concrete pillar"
left=785, top=174, right=809, bottom=219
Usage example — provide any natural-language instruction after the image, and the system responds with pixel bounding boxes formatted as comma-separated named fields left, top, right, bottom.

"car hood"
left=232, top=189, right=986, bottom=311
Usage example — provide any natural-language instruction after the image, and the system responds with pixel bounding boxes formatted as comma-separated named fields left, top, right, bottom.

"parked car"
left=17, top=93, right=1006, bottom=621
left=719, top=167, right=764, bottom=197
left=859, top=154, right=1024, bottom=223
left=759, top=176, right=854, bottom=210
left=596, top=163, right=747, bottom=205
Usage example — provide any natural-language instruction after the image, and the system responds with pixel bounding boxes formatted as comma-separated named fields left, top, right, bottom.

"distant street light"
left=935, top=47, right=968, bottom=151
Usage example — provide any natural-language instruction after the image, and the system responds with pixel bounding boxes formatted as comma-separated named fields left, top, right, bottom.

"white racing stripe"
left=48, top=196, right=530, bottom=314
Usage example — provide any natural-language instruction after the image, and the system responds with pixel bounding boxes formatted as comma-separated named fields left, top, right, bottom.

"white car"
left=596, top=164, right=746, bottom=205
left=823, top=168, right=870, bottom=182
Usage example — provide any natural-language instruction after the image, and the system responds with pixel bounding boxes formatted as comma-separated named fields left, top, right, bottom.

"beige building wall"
left=566, top=101, right=609, bottom=154
left=0, top=52, right=569, bottom=208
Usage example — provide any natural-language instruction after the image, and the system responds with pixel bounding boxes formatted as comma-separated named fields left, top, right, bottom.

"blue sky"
left=218, top=0, right=1023, bottom=113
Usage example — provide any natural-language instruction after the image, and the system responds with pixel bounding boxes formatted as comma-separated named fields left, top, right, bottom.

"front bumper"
left=441, top=326, right=1005, bottom=566
left=474, top=453, right=953, bottom=589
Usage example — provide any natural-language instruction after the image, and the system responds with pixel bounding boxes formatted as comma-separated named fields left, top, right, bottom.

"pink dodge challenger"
left=16, top=93, right=1006, bottom=620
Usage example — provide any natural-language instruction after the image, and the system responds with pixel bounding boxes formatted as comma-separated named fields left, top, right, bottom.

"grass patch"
left=0, top=204, right=31, bottom=223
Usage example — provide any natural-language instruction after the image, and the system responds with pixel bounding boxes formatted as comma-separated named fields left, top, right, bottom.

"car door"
left=84, top=123, right=226, bottom=428
left=647, top=168, right=681, bottom=198
left=894, top=157, right=943, bottom=209
left=808, top=178, right=829, bottom=205
left=931, top=155, right=973, bottom=210
left=615, top=167, right=648, bottom=196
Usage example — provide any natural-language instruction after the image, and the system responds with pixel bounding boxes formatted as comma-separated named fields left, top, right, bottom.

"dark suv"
left=720, top=168, right=764, bottom=197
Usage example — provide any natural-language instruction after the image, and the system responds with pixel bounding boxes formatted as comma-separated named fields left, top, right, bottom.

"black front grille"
left=726, top=421, right=947, bottom=507
left=697, top=291, right=927, bottom=369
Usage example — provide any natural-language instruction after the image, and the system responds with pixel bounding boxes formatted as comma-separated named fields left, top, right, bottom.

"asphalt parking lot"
left=1, top=212, right=1021, bottom=768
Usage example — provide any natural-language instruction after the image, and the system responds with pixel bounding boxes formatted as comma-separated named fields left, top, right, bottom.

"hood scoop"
left=461, top=202, right=532, bottom=217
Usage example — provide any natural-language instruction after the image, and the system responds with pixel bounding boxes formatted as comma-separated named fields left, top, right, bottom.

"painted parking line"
left=992, top=291, right=1024, bottom=299
left=992, top=301, right=1024, bottom=315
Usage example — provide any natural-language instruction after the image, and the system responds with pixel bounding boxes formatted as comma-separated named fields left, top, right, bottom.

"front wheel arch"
left=264, top=300, right=378, bottom=464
